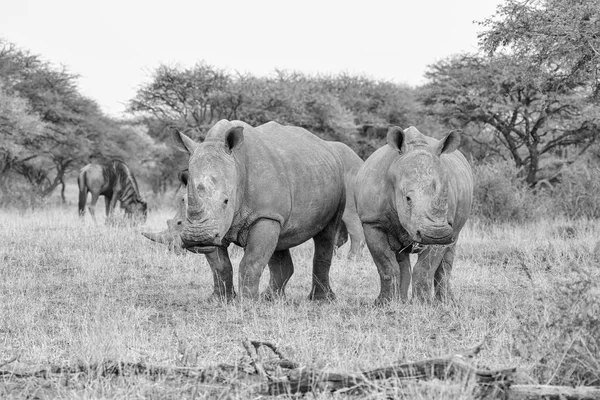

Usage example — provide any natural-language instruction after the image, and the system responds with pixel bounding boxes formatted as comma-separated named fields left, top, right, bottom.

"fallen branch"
left=1, top=340, right=599, bottom=399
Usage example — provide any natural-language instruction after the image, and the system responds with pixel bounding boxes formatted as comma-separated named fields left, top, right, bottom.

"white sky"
left=1, top=0, right=502, bottom=117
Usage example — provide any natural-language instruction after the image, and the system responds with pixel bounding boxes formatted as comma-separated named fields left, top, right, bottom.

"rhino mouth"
left=181, top=241, right=218, bottom=253
left=417, top=233, right=454, bottom=245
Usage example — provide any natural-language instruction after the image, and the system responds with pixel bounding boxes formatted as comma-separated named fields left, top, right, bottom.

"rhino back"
left=355, top=145, right=398, bottom=224
left=233, top=121, right=345, bottom=246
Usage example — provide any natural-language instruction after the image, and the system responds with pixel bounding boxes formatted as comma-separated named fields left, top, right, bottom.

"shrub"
left=551, top=161, right=600, bottom=219
left=471, top=160, right=548, bottom=223
left=512, top=263, right=600, bottom=386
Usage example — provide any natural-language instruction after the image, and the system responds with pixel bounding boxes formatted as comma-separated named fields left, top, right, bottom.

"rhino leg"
left=345, top=217, right=365, bottom=259
left=238, top=219, right=280, bottom=300
left=263, top=249, right=294, bottom=300
left=204, top=246, right=236, bottom=301
left=309, top=217, right=340, bottom=302
left=433, top=245, right=456, bottom=302
left=363, top=224, right=407, bottom=304
left=412, top=246, right=447, bottom=302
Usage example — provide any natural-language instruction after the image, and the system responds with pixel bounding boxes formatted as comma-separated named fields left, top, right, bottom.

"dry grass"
left=0, top=205, right=599, bottom=398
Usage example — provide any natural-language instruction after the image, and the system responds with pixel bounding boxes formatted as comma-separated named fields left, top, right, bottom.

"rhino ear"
left=436, top=130, right=461, bottom=156
left=387, top=126, right=407, bottom=154
left=178, top=169, right=189, bottom=186
left=225, top=126, right=244, bottom=154
left=173, top=130, right=199, bottom=155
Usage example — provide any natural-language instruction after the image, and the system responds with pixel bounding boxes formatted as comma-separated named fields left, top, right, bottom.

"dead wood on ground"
left=1, top=339, right=599, bottom=399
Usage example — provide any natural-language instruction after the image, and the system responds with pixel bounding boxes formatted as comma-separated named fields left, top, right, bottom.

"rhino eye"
left=224, top=199, right=229, bottom=205
left=177, top=221, right=182, bottom=225
left=406, top=196, right=412, bottom=203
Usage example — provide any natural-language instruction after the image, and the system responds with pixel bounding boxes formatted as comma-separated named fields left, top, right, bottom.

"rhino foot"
left=207, top=291, right=236, bottom=304
left=261, top=289, right=286, bottom=302
left=308, top=290, right=336, bottom=302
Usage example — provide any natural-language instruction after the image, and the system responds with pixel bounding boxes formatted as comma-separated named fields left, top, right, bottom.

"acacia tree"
left=128, top=62, right=233, bottom=140
left=420, top=53, right=599, bottom=185
left=479, top=0, right=600, bottom=97
left=0, top=40, right=134, bottom=200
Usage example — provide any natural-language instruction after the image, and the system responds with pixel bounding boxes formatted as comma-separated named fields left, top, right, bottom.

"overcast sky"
left=2, top=0, right=503, bottom=117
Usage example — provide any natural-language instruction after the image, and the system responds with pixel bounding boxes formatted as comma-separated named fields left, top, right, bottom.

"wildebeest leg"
left=204, top=247, right=236, bottom=301
left=412, top=246, right=447, bottom=302
left=434, top=245, right=456, bottom=302
left=104, top=194, right=112, bottom=218
left=88, top=192, right=100, bottom=225
left=263, top=249, right=294, bottom=300
left=363, top=224, right=403, bottom=304
left=309, top=216, right=340, bottom=301
left=238, top=219, right=280, bottom=300
left=106, top=192, right=119, bottom=225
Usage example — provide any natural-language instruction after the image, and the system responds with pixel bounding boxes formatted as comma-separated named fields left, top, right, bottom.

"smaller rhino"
left=328, top=142, right=365, bottom=258
left=355, top=126, right=473, bottom=304
left=142, top=170, right=188, bottom=255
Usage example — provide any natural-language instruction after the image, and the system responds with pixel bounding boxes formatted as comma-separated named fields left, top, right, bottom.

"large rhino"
left=170, top=119, right=346, bottom=301
left=355, top=126, right=473, bottom=303
left=144, top=142, right=365, bottom=258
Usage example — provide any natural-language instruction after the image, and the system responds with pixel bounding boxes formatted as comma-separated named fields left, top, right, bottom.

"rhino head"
left=141, top=171, right=187, bottom=255
left=387, top=126, right=460, bottom=245
left=173, top=122, right=244, bottom=253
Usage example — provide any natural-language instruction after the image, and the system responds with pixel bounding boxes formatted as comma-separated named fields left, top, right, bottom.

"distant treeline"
left=1, top=0, right=600, bottom=220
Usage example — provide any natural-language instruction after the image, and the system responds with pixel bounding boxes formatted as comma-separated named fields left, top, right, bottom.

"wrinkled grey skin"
left=327, top=141, right=365, bottom=258
left=170, top=119, right=346, bottom=301
left=355, top=126, right=473, bottom=304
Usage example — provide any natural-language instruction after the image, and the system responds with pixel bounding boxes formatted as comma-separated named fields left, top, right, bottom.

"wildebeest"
left=78, top=159, right=148, bottom=225
left=355, top=126, right=473, bottom=304
left=173, top=119, right=346, bottom=301
left=143, top=142, right=365, bottom=258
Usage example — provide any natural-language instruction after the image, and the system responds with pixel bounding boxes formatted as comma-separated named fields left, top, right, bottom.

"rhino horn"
left=141, top=230, right=172, bottom=245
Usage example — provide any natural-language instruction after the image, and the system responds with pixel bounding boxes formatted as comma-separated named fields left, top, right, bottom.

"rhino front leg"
left=412, top=246, right=447, bottom=302
left=263, top=249, right=294, bottom=300
left=204, top=246, right=236, bottom=301
left=238, top=219, right=280, bottom=300
left=434, top=245, right=456, bottom=302
left=363, top=224, right=405, bottom=304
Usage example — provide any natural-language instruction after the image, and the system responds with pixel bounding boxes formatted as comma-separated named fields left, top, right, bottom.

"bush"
left=513, top=263, right=600, bottom=386
left=551, top=161, right=600, bottom=219
left=471, top=160, right=548, bottom=223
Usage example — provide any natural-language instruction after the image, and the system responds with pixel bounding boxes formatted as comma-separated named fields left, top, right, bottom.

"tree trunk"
left=60, top=178, right=66, bottom=204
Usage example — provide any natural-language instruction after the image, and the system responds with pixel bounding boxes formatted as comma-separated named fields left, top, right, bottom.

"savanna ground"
left=1, top=188, right=599, bottom=399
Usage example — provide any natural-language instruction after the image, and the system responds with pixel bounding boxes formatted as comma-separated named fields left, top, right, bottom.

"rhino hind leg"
left=345, top=216, right=365, bottom=259
left=433, top=245, right=456, bottom=302
left=363, top=224, right=406, bottom=304
left=309, top=212, right=343, bottom=302
left=205, top=246, right=236, bottom=301
left=412, top=246, right=448, bottom=302
left=263, top=249, right=294, bottom=300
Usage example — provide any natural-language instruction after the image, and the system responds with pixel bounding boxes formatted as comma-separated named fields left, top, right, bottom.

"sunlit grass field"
left=1, top=200, right=599, bottom=398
